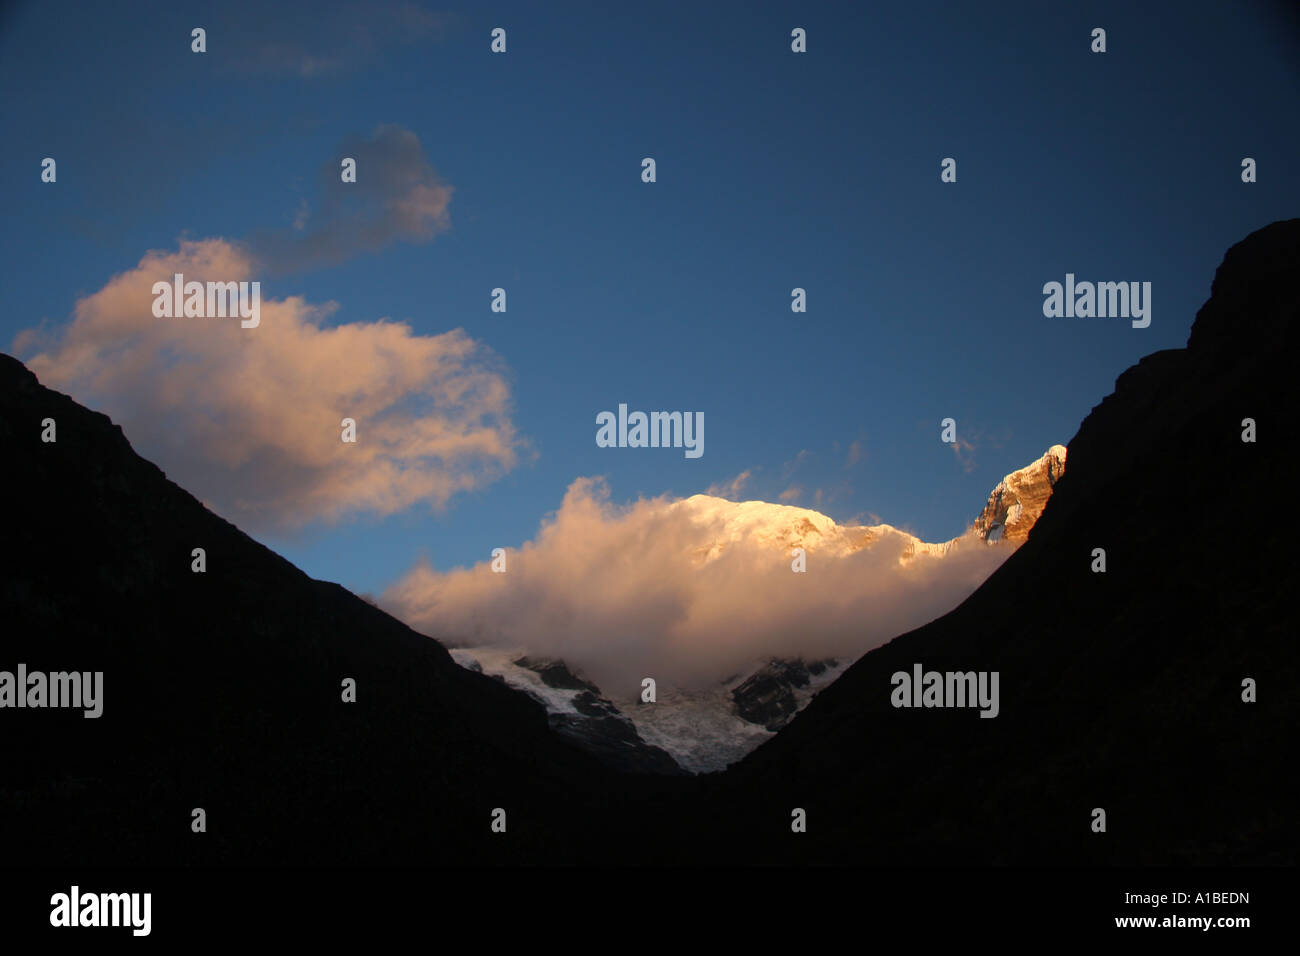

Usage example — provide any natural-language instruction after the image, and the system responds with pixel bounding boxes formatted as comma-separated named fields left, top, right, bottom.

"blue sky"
left=2, top=0, right=1296, bottom=596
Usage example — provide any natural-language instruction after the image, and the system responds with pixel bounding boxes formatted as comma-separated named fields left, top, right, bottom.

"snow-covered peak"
left=669, top=494, right=930, bottom=563
left=972, top=445, right=1068, bottom=545
left=668, top=445, right=1068, bottom=564
left=993, top=445, right=1067, bottom=495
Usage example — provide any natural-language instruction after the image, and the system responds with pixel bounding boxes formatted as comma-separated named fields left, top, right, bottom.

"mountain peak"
left=972, top=445, right=1067, bottom=545
left=677, top=446, right=1070, bottom=562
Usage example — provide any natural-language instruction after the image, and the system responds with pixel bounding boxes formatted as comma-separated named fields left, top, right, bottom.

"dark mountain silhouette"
left=1, top=219, right=1296, bottom=867
left=0, top=365, right=676, bottom=864
left=691, top=218, right=1300, bottom=865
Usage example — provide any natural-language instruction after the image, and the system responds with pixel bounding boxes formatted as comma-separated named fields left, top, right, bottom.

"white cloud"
left=382, top=477, right=1013, bottom=692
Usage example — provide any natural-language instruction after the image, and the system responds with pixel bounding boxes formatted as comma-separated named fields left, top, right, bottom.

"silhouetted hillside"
left=696, top=218, right=1300, bottom=865
left=0, top=364, right=686, bottom=864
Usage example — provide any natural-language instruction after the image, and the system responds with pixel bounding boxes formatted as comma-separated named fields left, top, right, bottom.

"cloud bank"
left=14, top=238, right=517, bottom=529
left=382, top=477, right=1013, bottom=693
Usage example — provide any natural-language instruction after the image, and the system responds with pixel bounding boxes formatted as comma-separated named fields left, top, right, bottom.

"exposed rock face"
left=972, top=446, right=1067, bottom=545
left=510, top=658, right=683, bottom=774
left=732, top=659, right=839, bottom=731
left=513, top=656, right=599, bottom=693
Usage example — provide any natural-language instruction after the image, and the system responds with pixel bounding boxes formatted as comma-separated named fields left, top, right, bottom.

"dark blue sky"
left=2, top=1, right=1296, bottom=595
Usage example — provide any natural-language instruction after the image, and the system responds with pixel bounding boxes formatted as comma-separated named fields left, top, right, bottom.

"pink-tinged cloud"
left=705, top=469, right=752, bottom=500
left=382, top=477, right=1015, bottom=693
left=951, top=436, right=977, bottom=472
left=13, top=238, right=518, bottom=529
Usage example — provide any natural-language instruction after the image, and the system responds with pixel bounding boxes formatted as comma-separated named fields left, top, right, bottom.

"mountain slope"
left=0, top=356, right=674, bottom=865
left=693, top=219, right=1300, bottom=865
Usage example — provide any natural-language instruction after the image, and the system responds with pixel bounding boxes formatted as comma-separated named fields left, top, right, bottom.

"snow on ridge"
left=450, top=646, right=586, bottom=716
left=670, top=494, right=949, bottom=565
left=991, top=445, right=1068, bottom=496
left=612, top=445, right=1067, bottom=569
left=972, top=445, right=1068, bottom=545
